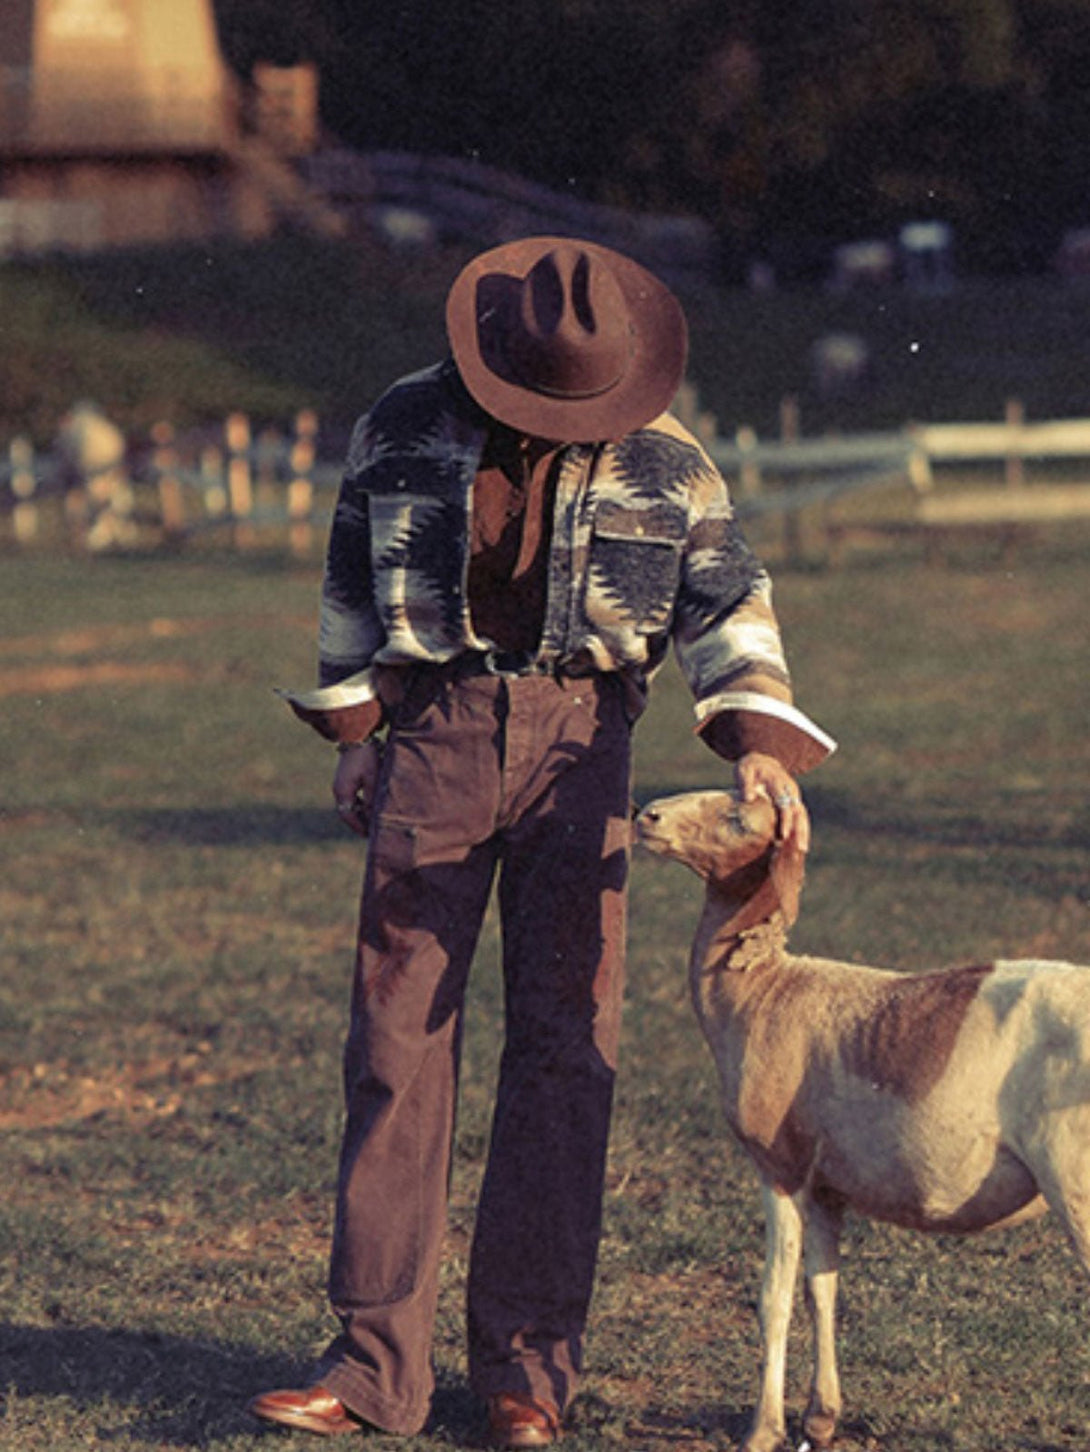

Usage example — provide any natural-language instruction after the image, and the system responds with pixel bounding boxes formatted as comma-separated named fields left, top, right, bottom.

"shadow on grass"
left=601, top=1397, right=1076, bottom=1452
left=803, top=784, right=1089, bottom=851
left=102, top=806, right=345, bottom=847
left=1, top=804, right=348, bottom=848
left=0, top=1322, right=305, bottom=1443
left=587, top=1396, right=752, bottom=1445
left=1, top=1330, right=1078, bottom=1451
left=36, top=784, right=1089, bottom=861
left=0, top=1322, right=480, bottom=1445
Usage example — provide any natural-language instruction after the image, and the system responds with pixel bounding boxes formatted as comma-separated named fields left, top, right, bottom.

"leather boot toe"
left=486, top=1392, right=561, bottom=1447
left=247, top=1386, right=367, bottom=1436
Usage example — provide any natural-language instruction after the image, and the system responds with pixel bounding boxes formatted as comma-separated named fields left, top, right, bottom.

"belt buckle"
left=483, top=649, right=530, bottom=676
left=482, top=649, right=553, bottom=677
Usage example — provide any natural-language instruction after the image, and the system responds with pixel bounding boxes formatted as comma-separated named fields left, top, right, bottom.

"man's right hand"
left=332, top=740, right=382, bottom=837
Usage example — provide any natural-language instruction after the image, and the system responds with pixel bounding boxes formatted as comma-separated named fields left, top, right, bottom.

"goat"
left=635, top=788, right=1090, bottom=1452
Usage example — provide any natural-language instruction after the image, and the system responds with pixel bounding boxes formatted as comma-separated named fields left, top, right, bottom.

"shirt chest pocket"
left=587, top=499, right=688, bottom=633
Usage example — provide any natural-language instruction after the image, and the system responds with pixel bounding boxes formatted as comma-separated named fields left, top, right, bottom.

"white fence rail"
left=912, top=416, right=1090, bottom=461
left=688, top=395, right=1090, bottom=549
left=704, top=407, right=1090, bottom=485
left=5, top=397, right=1090, bottom=557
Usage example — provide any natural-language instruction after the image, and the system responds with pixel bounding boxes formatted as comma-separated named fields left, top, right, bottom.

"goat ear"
left=769, top=836, right=805, bottom=927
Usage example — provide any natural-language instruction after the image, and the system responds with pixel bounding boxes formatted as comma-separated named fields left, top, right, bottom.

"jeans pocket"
left=371, top=813, right=420, bottom=876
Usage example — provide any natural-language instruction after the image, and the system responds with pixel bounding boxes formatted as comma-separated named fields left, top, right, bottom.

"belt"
left=404, top=651, right=603, bottom=686
left=458, top=649, right=557, bottom=678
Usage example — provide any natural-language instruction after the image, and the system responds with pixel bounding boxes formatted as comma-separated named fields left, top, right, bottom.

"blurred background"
left=207, top=0, right=1090, bottom=284
left=2, top=12, right=1089, bottom=1450
left=6, top=0, right=1090, bottom=457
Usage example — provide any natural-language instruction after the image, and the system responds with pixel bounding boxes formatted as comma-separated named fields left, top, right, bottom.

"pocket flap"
left=592, top=499, right=687, bottom=545
left=371, top=814, right=420, bottom=874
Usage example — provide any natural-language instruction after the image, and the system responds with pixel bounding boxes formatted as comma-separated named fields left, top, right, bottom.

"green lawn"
left=1, top=531, right=1088, bottom=1450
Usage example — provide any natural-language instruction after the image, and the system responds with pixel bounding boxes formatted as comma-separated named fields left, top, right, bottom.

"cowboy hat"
left=445, top=236, right=688, bottom=441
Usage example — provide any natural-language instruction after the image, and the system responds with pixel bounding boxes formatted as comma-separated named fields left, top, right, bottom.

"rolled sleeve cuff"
left=275, top=671, right=383, bottom=744
left=695, top=691, right=837, bottom=775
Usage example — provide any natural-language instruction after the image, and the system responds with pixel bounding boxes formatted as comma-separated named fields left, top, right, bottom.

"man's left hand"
left=734, top=751, right=810, bottom=852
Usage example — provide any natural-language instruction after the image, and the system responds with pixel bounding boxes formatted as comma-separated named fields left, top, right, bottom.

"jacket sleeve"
left=671, top=439, right=835, bottom=774
left=276, top=414, right=388, bottom=742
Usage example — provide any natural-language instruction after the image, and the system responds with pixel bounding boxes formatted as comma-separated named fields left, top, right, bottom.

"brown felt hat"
left=446, top=236, right=688, bottom=441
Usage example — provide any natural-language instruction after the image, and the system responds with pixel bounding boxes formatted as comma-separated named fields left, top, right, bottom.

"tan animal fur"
left=636, top=788, right=1090, bottom=1452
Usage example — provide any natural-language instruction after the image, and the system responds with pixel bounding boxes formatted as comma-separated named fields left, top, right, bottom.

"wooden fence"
left=676, top=388, right=1090, bottom=561
left=5, top=395, right=1090, bottom=560
left=0, top=408, right=343, bottom=554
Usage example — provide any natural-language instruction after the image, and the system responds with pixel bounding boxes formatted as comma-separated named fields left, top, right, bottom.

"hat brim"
left=446, top=236, right=689, bottom=441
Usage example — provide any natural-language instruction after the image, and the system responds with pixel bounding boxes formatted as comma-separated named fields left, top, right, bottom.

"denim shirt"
left=284, top=360, right=834, bottom=769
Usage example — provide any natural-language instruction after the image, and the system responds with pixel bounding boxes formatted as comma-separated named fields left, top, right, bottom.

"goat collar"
left=699, top=913, right=789, bottom=975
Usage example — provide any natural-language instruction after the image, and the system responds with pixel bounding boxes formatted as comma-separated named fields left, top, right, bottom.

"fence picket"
left=151, top=421, right=185, bottom=538
left=225, top=411, right=255, bottom=548
left=288, top=409, right=319, bottom=556
left=9, top=436, right=38, bottom=542
left=4, top=397, right=1090, bottom=561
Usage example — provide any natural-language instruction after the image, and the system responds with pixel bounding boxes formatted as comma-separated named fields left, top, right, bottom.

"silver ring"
left=776, top=791, right=798, bottom=807
left=336, top=802, right=354, bottom=814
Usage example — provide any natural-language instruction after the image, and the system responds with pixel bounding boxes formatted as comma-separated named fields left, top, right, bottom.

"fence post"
left=151, top=420, right=185, bottom=539
left=288, top=408, right=318, bottom=556
left=907, top=439, right=933, bottom=494
left=225, top=411, right=255, bottom=548
left=200, top=443, right=228, bottom=519
left=672, top=380, right=698, bottom=432
left=779, top=395, right=800, bottom=442
left=695, top=405, right=718, bottom=447
left=9, top=436, right=38, bottom=543
left=255, top=424, right=282, bottom=543
left=1005, top=398, right=1025, bottom=488
left=735, top=425, right=761, bottom=498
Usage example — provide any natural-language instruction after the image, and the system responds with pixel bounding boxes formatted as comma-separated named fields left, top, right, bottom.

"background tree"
left=210, top=0, right=1090, bottom=274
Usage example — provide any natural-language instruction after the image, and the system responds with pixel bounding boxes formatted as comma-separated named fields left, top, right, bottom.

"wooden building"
left=0, top=0, right=336, bottom=253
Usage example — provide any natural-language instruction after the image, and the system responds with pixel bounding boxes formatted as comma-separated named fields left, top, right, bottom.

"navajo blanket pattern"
left=292, top=360, right=832, bottom=758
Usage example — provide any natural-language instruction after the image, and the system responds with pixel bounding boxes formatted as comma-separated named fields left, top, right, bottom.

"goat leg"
left=743, top=1182, right=802, bottom=1452
left=801, top=1192, right=843, bottom=1448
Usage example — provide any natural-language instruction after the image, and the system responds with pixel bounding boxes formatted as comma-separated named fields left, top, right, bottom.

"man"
left=250, top=236, right=834, bottom=1447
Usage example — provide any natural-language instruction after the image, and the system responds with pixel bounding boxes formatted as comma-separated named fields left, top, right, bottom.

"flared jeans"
left=314, top=666, right=633, bottom=1433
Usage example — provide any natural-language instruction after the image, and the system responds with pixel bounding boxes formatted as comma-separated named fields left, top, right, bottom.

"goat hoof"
left=802, top=1409, right=838, bottom=1449
left=739, top=1434, right=790, bottom=1452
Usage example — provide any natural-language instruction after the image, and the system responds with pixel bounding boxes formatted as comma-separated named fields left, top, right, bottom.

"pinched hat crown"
left=506, top=247, right=633, bottom=399
left=446, top=236, right=688, bottom=441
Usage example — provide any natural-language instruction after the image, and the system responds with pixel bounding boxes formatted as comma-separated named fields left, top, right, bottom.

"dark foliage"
left=208, top=0, right=1090, bottom=274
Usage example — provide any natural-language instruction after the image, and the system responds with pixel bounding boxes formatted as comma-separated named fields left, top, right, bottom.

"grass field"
left=1, top=526, right=1088, bottom=1451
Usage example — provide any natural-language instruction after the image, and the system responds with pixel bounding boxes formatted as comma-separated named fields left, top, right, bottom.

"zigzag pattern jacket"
left=283, top=360, right=834, bottom=773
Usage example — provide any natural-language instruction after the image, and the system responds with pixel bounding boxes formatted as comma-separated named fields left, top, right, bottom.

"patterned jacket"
left=283, top=360, right=833, bottom=771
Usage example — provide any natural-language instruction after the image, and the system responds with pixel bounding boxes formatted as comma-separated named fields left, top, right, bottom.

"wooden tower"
left=2, top=0, right=233, bottom=154
left=0, top=0, right=333, bottom=250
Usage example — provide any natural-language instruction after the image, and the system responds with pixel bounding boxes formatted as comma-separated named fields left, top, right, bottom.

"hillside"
left=6, top=235, right=1090, bottom=446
